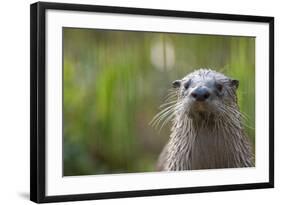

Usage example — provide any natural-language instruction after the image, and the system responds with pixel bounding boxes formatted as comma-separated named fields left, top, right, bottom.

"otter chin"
left=187, top=102, right=212, bottom=121
left=152, top=68, right=254, bottom=171
left=193, top=102, right=208, bottom=112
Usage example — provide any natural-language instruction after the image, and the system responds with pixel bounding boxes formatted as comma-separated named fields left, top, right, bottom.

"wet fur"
left=152, top=69, right=254, bottom=171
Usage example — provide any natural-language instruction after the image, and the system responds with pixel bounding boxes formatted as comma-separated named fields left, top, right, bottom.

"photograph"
left=30, top=2, right=274, bottom=202
left=0, top=0, right=279, bottom=204
left=63, top=28, right=256, bottom=176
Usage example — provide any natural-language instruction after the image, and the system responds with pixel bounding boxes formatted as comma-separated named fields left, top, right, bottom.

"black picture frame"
left=30, top=1, right=274, bottom=203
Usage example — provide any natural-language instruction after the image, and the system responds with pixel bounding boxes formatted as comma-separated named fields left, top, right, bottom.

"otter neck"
left=166, top=115, right=253, bottom=170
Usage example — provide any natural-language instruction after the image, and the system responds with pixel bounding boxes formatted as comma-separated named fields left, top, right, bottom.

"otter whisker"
left=223, top=104, right=254, bottom=130
left=159, top=103, right=183, bottom=123
left=159, top=111, right=178, bottom=132
left=217, top=105, right=247, bottom=130
left=152, top=110, right=175, bottom=128
left=151, top=103, right=178, bottom=119
left=164, top=93, right=178, bottom=103
left=151, top=102, right=183, bottom=131
left=150, top=103, right=179, bottom=127
left=159, top=100, right=178, bottom=108
left=150, top=108, right=175, bottom=128
left=164, top=89, right=179, bottom=101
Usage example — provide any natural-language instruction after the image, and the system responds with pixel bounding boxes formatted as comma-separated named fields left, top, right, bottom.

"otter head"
left=172, top=69, right=239, bottom=121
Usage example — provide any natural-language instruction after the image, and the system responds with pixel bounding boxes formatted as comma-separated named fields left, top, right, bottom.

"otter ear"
left=231, top=79, right=239, bottom=89
left=172, top=80, right=181, bottom=88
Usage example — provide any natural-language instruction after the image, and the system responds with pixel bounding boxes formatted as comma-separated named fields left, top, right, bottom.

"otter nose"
left=191, top=87, right=210, bottom=101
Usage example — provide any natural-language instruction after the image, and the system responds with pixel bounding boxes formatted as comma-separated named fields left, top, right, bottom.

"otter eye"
left=183, top=80, right=191, bottom=89
left=216, top=83, right=223, bottom=92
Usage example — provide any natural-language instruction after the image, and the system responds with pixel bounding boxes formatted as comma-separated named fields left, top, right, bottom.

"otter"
left=151, top=69, right=254, bottom=171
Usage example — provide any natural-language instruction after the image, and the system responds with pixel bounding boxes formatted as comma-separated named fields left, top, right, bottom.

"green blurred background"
left=63, top=28, right=255, bottom=176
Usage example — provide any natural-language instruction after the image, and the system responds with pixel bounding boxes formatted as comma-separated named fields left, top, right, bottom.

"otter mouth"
left=193, top=101, right=208, bottom=112
left=187, top=101, right=213, bottom=120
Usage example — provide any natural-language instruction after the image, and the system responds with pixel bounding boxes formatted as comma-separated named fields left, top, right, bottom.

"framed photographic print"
left=30, top=1, right=274, bottom=203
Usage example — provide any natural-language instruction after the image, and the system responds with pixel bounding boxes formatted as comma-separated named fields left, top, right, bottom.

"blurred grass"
left=63, top=28, right=255, bottom=176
